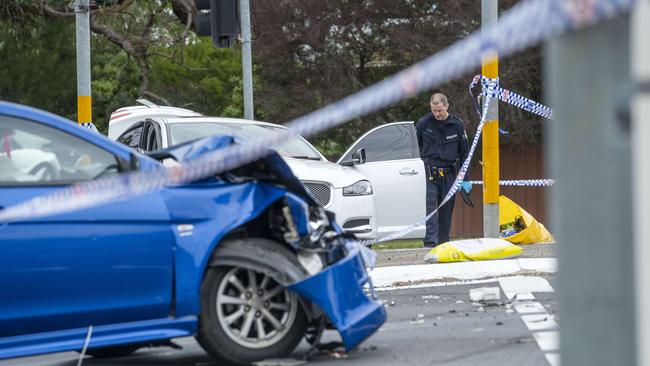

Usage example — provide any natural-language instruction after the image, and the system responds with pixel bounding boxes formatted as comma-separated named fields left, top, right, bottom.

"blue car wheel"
left=197, top=240, right=307, bottom=364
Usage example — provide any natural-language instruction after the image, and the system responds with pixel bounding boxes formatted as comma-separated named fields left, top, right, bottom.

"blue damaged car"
left=0, top=101, right=386, bottom=364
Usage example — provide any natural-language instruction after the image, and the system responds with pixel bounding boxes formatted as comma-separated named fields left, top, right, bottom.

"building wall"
left=451, top=145, right=551, bottom=238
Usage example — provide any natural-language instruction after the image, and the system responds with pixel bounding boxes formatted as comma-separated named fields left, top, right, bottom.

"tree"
left=0, top=7, right=78, bottom=121
left=252, top=0, right=543, bottom=157
left=0, top=0, right=245, bottom=133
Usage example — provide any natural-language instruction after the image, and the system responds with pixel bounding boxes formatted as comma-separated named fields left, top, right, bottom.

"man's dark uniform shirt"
left=415, top=112, right=470, bottom=173
left=415, top=111, right=470, bottom=247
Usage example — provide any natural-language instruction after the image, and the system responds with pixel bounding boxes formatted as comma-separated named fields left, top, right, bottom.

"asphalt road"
left=1, top=276, right=558, bottom=366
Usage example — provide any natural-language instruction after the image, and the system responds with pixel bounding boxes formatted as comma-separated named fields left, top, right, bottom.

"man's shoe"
left=423, top=242, right=438, bottom=248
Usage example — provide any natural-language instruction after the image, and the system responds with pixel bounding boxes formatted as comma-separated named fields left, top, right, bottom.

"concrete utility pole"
left=75, top=0, right=92, bottom=126
left=481, top=0, right=499, bottom=238
left=633, top=1, right=650, bottom=365
left=548, top=13, right=634, bottom=366
left=240, top=0, right=254, bottom=120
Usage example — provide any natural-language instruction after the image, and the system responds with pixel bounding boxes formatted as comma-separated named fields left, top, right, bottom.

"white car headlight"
left=342, top=180, right=373, bottom=196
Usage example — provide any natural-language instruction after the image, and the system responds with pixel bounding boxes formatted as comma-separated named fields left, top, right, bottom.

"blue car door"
left=0, top=110, right=175, bottom=337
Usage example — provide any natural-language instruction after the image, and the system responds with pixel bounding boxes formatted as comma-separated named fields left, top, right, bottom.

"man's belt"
left=426, top=165, right=453, bottom=180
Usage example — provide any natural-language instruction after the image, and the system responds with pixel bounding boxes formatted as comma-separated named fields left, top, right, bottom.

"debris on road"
left=410, top=314, right=425, bottom=324
left=469, top=287, right=501, bottom=302
left=328, top=351, right=348, bottom=359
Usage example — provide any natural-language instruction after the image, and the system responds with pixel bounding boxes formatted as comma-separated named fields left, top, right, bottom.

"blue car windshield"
left=168, top=122, right=322, bottom=160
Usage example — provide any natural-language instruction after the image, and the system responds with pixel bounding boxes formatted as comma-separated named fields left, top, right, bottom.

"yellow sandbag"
left=499, top=195, right=554, bottom=244
left=424, top=238, right=523, bottom=263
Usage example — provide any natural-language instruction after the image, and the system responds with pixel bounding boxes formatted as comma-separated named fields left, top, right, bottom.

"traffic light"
left=194, top=0, right=240, bottom=48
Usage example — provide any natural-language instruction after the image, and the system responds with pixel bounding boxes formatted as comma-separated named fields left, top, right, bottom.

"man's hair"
left=430, top=93, right=448, bottom=106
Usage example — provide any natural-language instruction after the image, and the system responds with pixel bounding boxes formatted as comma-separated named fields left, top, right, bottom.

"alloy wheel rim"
left=216, top=267, right=298, bottom=349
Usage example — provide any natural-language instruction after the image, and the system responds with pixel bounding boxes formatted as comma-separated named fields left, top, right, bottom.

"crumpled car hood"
left=149, top=135, right=316, bottom=206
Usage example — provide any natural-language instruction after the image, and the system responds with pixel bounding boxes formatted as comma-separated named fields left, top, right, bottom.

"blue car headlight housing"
left=342, top=180, right=373, bottom=196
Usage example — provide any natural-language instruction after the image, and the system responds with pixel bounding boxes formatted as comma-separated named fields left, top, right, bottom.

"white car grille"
left=303, top=182, right=331, bottom=207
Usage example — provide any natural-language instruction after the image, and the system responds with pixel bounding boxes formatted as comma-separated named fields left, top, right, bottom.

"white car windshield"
left=168, top=122, right=322, bottom=160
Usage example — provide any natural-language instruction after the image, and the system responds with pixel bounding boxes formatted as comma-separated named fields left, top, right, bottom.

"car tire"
left=197, top=243, right=307, bottom=365
left=80, top=345, right=140, bottom=358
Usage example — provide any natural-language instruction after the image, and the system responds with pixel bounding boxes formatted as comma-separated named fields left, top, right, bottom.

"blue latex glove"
left=461, top=181, right=472, bottom=193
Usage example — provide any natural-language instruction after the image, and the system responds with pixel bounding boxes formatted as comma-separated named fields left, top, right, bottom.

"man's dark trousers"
left=424, top=172, right=456, bottom=247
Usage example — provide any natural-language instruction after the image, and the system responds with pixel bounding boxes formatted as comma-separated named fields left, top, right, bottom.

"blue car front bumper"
left=287, top=245, right=386, bottom=351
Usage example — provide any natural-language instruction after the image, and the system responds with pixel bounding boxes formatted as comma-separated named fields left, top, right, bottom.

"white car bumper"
left=327, top=188, right=377, bottom=240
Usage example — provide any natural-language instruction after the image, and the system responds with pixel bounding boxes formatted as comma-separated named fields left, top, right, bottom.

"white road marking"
left=498, top=275, right=560, bottom=366
left=514, top=302, right=548, bottom=314
left=534, top=331, right=560, bottom=351
left=545, top=352, right=560, bottom=366
left=499, top=276, right=554, bottom=299
left=521, top=314, right=558, bottom=332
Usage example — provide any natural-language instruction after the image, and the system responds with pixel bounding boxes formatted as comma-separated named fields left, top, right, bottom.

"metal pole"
left=239, top=0, right=254, bottom=120
left=547, top=14, right=635, bottom=366
left=481, top=0, right=499, bottom=238
left=633, top=1, right=650, bottom=365
left=75, top=0, right=92, bottom=126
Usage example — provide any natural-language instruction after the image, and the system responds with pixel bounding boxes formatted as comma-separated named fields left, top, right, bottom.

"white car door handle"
left=399, top=168, right=418, bottom=175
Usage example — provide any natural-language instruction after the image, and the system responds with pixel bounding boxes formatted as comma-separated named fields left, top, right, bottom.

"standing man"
left=416, top=93, right=472, bottom=248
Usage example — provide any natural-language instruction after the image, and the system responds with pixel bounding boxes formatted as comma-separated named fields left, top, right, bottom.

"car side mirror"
left=117, top=152, right=140, bottom=172
left=352, top=148, right=366, bottom=165
left=340, top=148, right=366, bottom=167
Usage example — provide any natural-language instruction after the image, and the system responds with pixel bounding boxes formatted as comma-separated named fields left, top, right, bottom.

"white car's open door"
left=338, top=122, right=426, bottom=239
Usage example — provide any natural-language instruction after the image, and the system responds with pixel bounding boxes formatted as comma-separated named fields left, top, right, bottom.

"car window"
left=117, top=123, right=144, bottom=149
left=341, top=124, right=416, bottom=163
left=168, top=122, right=322, bottom=160
left=0, top=115, right=120, bottom=184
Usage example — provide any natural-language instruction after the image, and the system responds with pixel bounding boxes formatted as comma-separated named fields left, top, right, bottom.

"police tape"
left=80, top=122, right=98, bottom=133
left=0, top=0, right=634, bottom=223
left=470, top=75, right=553, bottom=119
left=360, top=87, right=497, bottom=246
left=470, top=179, right=555, bottom=187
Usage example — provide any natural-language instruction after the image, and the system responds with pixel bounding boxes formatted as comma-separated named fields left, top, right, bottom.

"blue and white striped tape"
left=471, top=75, right=554, bottom=119
left=470, top=179, right=555, bottom=187
left=80, top=122, right=99, bottom=133
left=0, top=0, right=634, bottom=223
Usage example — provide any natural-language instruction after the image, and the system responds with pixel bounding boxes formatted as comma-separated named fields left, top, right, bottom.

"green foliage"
left=253, top=0, right=543, bottom=158
left=149, top=38, right=244, bottom=116
left=0, top=16, right=77, bottom=121
left=91, top=44, right=141, bottom=133
left=0, top=0, right=542, bottom=154
left=0, top=2, right=247, bottom=134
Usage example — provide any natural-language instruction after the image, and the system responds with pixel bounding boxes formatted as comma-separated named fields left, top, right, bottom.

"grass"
left=371, top=237, right=472, bottom=250
left=371, top=239, right=424, bottom=250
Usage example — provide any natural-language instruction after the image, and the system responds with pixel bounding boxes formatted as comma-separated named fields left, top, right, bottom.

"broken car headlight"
left=308, top=206, right=330, bottom=243
left=342, top=180, right=373, bottom=196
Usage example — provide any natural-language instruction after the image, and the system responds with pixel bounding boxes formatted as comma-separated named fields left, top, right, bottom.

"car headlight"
left=342, top=180, right=373, bottom=196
